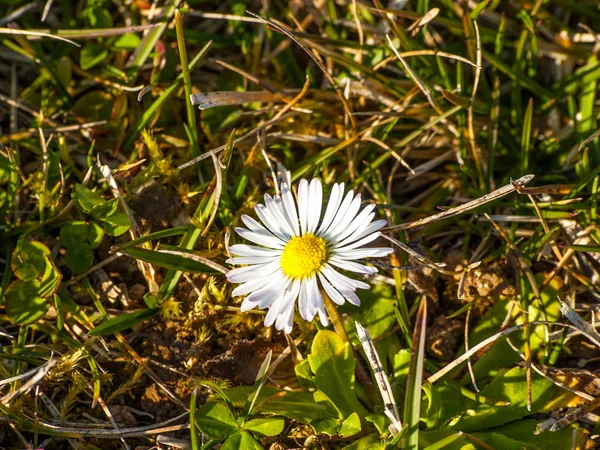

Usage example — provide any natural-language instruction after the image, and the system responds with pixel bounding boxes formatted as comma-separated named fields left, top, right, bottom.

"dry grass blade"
left=385, top=174, right=535, bottom=231
left=2, top=358, right=57, bottom=405
left=179, top=76, right=310, bottom=168
left=427, top=321, right=577, bottom=384
left=558, top=299, right=600, bottom=348
left=0, top=26, right=79, bottom=46
left=190, top=90, right=293, bottom=110
left=381, top=234, right=451, bottom=274
left=355, top=322, right=402, bottom=435
left=246, top=11, right=357, bottom=131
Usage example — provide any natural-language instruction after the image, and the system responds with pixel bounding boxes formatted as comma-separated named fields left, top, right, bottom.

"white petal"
left=258, top=276, right=292, bottom=309
left=336, top=219, right=387, bottom=248
left=280, top=183, right=300, bottom=236
left=252, top=204, right=290, bottom=241
left=321, top=264, right=369, bottom=290
left=298, top=279, right=311, bottom=321
left=227, top=255, right=280, bottom=265
left=298, top=179, right=309, bottom=235
left=316, top=183, right=344, bottom=235
left=329, top=257, right=377, bottom=274
left=318, top=273, right=346, bottom=305
left=335, top=231, right=382, bottom=251
left=264, top=194, right=295, bottom=237
left=239, top=272, right=289, bottom=311
left=325, top=194, right=362, bottom=240
left=255, top=204, right=291, bottom=241
left=228, top=260, right=281, bottom=284
left=307, top=179, right=323, bottom=233
left=276, top=280, right=300, bottom=331
left=264, top=296, right=284, bottom=327
left=306, top=275, right=322, bottom=320
left=317, top=304, right=329, bottom=327
left=321, top=190, right=355, bottom=236
left=232, top=275, right=273, bottom=296
left=235, top=227, right=286, bottom=249
left=334, top=247, right=394, bottom=259
left=330, top=205, right=375, bottom=244
left=229, top=244, right=282, bottom=257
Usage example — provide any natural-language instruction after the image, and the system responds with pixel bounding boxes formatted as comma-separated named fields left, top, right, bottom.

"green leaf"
left=221, top=431, right=263, bottom=450
left=73, top=184, right=110, bottom=215
left=242, top=350, right=272, bottom=420
left=453, top=367, right=555, bottom=432
left=102, top=209, right=130, bottom=236
left=224, top=386, right=336, bottom=424
left=5, top=280, right=49, bottom=325
left=88, top=221, right=104, bottom=248
left=112, top=33, right=141, bottom=50
left=473, top=419, right=585, bottom=450
left=122, top=247, right=218, bottom=274
left=195, top=402, right=239, bottom=440
left=307, top=330, right=368, bottom=419
left=339, top=412, right=361, bottom=437
left=89, top=308, right=159, bottom=336
left=61, top=222, right=96, bottom=273
left=60, top=222, right=89, bottom=248
left=242, top=417, right=284, bottom=436
left=38, top=255, right=62, bottom=298
left=310, top=417, right=341, bottom=436
left=0, top=152, right=13, bottom=184
left=65, top=246, right=94, bottom=274
left=11, top=240, right=51, bottom=281
left=80, top=43, right=108, bottom=70
left=342, top=433, right=389, bottom=450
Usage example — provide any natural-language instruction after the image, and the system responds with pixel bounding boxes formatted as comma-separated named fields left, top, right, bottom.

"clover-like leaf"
left=5, top=280, right=49, bottom=325
left=11, top=240, right=51, bottom=281
left=195, top=402, right=239, bottom=440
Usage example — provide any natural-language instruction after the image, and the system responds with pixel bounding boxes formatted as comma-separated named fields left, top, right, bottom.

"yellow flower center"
left=280, top=233, right=328, bottom=279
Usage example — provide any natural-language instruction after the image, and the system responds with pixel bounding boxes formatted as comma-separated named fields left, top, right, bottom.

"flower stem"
left=323, top=292, right=351, bottom=343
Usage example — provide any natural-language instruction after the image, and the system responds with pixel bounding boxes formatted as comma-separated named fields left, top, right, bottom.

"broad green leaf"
left=88, top=221, right=104, bottom=248
left=310, top=417, right=341, bottom=436
left=80, top=43, right=108, bottom=70
left=11, top=240, right=51, bottom=281
left=339, top=412, right=361, bottom=437
left=38, top=255, right=62, bottom=298
left=467, top=278, right=561, bottom=380
left=73, top=184, right=111, bottom=215
left=307, top=330, right=368, bottom=419
left=0, top=152, right=12, bottom=184
left=420, top=429, right=474, bottom=450
left=342, top=433, right=389, bottom=450
left=365, top=411, right=388, bottom=434
left=473, top=419, right=585, bottom=450
left=112, top=33, right=141, bottom=50
left=452, top=367, right=555, bottom=432
left=60, top=222, right=89, bottom=248
left=242, top=350, right=272, bottom=420
left=102, top=209, right=130, bottom=236
left=224, top=386, right=336, bottom=424
left=5, top=280, right=49, bottom=325
left=242, top=417, right=284, bottom=436
left=221, top=431, right=263, bottom=450
left=89, top=308, right=159, bottom=336
left=392, top=348, right=411, bottom=386
left=294, top=358, right=315, bottom=389
left=122, top=247, right=218, bottom=274
left=195, top=402, right=239, bottom=440
left=61, top=222, right=95, bottom=273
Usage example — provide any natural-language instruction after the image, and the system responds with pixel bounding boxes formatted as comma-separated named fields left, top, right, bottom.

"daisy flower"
left=226, top=178, right=394, bottom=333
